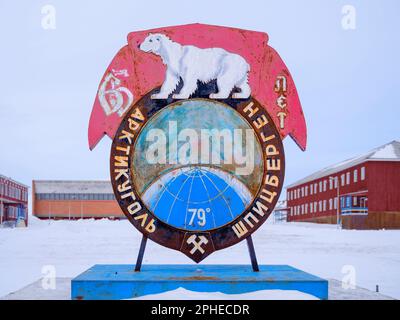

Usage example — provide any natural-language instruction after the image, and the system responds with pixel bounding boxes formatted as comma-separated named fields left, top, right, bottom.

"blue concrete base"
left=71, top=265, right=328, bottom=300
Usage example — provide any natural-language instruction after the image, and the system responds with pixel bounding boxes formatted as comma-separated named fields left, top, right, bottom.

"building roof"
left=287, top=140, right=400, bottom=189
left=0, top=174, right=29, bottom=188
left=33, top=180, right=114, bottom=194
left=273, top=200, right=288, bottom=211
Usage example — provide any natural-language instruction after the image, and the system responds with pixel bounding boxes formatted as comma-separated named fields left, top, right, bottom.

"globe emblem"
left=132, top=99, right=264, bottom=232
left=141, top=166, right=253, bottom=231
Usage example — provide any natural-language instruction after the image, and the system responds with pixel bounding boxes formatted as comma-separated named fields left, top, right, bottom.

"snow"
left=133, top=287, right=316, bottom=300
left=1, top=217, right=399, bottom=299
left=370, top=143, right=398, bottom=159
left=287, top=140, right=400, bottom=188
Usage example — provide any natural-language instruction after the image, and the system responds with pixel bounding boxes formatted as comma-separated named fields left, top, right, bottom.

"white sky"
left=0, top=0, right=399, bottom=193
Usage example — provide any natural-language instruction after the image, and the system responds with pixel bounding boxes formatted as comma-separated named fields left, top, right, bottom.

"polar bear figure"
left=139, top=33, right=251, bottom=100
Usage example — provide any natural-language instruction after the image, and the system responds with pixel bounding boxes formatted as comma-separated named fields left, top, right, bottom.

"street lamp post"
left=329, top=176, right=341, bottom=229
left=0, top=198, right=3, bottom=226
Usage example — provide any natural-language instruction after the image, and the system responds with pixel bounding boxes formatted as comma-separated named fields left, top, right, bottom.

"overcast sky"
left=0, top=0, right=399, bottom=195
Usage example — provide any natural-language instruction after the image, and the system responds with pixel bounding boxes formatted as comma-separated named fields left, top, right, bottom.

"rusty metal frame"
left=110, top=86, right=285, bottom=263
left=246, top=235, right=259, bottom=272
left=134, top=235, right=147, bottom=272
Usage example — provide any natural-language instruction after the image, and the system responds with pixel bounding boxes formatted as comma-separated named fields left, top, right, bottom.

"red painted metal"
left=88, top=23, right=307, bottom=151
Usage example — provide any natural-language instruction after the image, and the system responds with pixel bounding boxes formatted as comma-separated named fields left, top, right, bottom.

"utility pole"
left=48, top=200, right=51, bottom=225
left=329, top=176, right=341, bottom=229
left=0, top=198, right=3, bottom=226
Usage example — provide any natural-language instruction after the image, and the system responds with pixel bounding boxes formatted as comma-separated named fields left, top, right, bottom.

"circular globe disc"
left=110, top=90, right=285, bottom=262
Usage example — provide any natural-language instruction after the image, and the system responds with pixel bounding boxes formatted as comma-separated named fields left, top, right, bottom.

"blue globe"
left=142, top=166, right=253, bottom=231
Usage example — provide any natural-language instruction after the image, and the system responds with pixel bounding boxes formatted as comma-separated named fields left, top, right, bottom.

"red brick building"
left=286, top=141, right=400, bottom=230
left=32, top=180, right=124, bottom=219
left=0, top=175, right=29, bottom=227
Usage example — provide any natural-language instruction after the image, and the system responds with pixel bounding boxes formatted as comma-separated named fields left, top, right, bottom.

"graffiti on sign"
left=98, top=73, right=133, bottom=117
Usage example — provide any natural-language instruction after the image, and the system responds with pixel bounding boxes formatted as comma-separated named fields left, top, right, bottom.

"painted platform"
left=71, top=264, right=328, bottom=300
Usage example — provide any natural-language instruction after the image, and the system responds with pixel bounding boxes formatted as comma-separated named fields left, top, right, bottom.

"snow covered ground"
left=0, top=217, right=399, bottom=299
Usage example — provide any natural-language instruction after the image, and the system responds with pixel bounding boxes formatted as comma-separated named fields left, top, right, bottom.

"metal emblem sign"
left=88, top=24, right=307, bottom=263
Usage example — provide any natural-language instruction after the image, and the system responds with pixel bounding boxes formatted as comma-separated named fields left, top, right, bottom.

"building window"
left=305, top=186, right=308, bottom=197
left=310, top=185, right=313, bottom=195
left=319, top=181, right=322, bottom=193
left=334, top=198, right=338, bottom=209
left=361, top=167, right=366, bottom=180
left=319, top=201, right=322, bottom=212
left=301, top=187, right=304, bottom=197
left=35, top=193, right=115, bottom=201
left=314, top=183, right=317, bottom=194
left=354, top=169, right=358, bottom=183
left=323, top=200, right=326, bottom=211
left=346, top=172, right=350, bottom=185
left=329, top=199, right=333, bottom=210
left=310, top=203, right=313, bottom=213
left=341, top=174, right=345, bottom=186
left=314, top=202, right=317, bottom=212
left=323, top=180, right=327, bottom=192
left=305, top=203, right=308, bottom=214
left=329, top=179, right=333, bottom=190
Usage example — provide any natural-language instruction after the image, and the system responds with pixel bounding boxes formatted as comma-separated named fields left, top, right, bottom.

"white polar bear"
left=139, top=33, right=251, bottom=100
